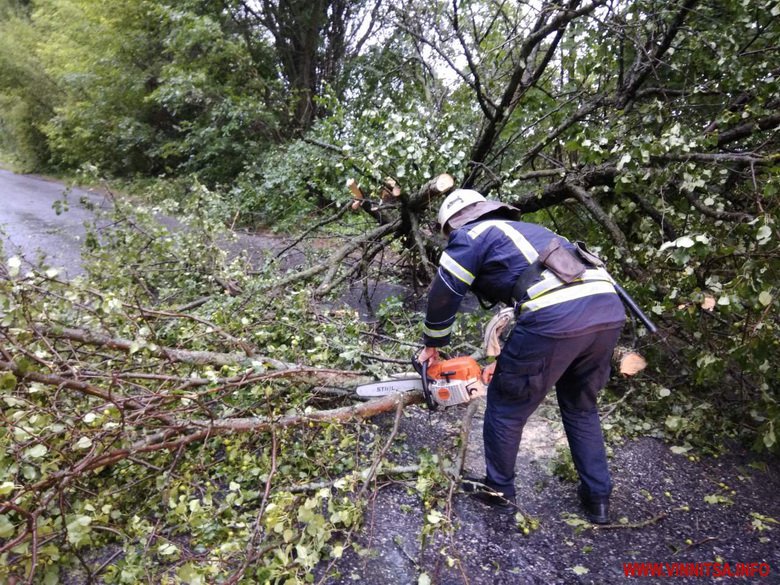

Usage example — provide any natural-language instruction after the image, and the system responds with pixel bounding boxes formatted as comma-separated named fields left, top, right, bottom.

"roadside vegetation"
left=1, top=0, right=778, bottom=582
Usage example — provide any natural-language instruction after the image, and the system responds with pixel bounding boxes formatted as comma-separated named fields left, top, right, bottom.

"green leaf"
left=24, top=444, right=48, bottom=459
left=158, top=542, right=179, bottom=556
left=66, top=514, right=92, bottom=545
left=758, top=291, right=773, bottom=306
left=665, top=415, right=682, bottom=431
left=676, top=236, right=695, bottom=248
left=0, top=515, right=15, bottom=538
left=177, top=564, right=206, bottom=585
left=75, top=436, right=93, bottom=449
left=571, top=565, right=589, bottom=575
left=763, top=425, right=776, bottom=450
left=0, top=372, right=17, bottom=392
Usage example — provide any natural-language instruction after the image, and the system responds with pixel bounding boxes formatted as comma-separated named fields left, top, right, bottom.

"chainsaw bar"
left=355, top=377, right=423, bottom=397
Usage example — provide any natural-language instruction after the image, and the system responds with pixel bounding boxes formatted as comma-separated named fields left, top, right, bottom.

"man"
left=418, top=189, right=626, bottom=524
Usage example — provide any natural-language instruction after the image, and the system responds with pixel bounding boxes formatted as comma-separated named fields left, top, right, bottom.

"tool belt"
left=511, top=239, right=610, bottom=306
left=510, top=239, right=658, bottom=332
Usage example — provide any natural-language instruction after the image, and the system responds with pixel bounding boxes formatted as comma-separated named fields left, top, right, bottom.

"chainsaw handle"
left=412, top=355, right=438, bottom=411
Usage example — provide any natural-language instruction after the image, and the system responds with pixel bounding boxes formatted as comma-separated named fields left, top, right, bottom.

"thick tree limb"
left=27, top=326, right=373, bottom=389
left=408, top=211, right=436, bottom=281
left=154, top=390, right=422, bottom=442
left=32, top=325, right=287, bottom=369
left=564, top=184, right=629, bottom=250
left=481, top=1, right=699, bottom=194
left=15, top=390, right=425, bottom=497
left=515, top=168, right=568, bottom=181
left=497, top=96, right=606, bottom=189
left=656, top=152, right=777, bottom=165
left=680, top=190, right=754, bottom=223
left=716, top=112, right=780, bottom=147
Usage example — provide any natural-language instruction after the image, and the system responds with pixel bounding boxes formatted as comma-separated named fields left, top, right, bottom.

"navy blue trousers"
left=483, top=326, right=622, bottom=499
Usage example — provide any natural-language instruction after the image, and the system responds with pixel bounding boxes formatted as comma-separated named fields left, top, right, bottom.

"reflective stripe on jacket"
left=422, top=219, right=626, bottom=347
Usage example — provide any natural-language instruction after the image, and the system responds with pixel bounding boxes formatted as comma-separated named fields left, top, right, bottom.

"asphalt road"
left=0, top=169, right=110, bottom=277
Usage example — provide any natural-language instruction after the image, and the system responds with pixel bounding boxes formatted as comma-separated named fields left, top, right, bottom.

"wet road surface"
left=0, top=169, right=110, bottom=277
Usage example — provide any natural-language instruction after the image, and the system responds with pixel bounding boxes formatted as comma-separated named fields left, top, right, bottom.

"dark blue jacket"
left=422, top=219, right=626, bottom=347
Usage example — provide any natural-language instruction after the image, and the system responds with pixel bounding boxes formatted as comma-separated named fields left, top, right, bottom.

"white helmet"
left=437, top=189, right=486, bottom=232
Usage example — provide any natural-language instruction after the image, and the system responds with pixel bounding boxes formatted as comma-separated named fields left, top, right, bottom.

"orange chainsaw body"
left=426, top=356, right=485, bottom=407
left=427, top=356, right=482, bottom=382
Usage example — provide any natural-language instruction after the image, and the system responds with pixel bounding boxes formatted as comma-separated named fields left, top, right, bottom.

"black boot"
left=578, top=484, right=610, bottom=524
left=462, top=476, right=516, bottom=509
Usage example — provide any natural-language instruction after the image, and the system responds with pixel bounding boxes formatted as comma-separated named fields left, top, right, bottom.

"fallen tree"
left=0, top=259, right=436, bottom=583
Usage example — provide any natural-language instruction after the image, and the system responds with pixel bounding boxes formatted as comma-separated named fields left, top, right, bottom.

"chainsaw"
left=355, top=355, right=487, bottom=409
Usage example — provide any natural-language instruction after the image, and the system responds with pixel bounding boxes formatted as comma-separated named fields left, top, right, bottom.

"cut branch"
left=0, top=358, right=174, bottom=421
left=406, top=173, right=456, bottom=210
left=358, top=400, right=404, bottom=497
left=272, top=201, right=352, bottom=259
left=315, top=238, right=386, bottom=296
left=134, top=305, right=257, bottom=356
left=0, top=358, right=371, bottom=408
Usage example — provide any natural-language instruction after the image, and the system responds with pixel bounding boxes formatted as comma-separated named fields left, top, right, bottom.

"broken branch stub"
left=613, top=346, right=648, bottom=376
left=425, top=174, right=456, bottom=200
left=406, top=173, right=455, bottom=211
left=347, top=178, right=364, bottom=211
left=382, top=177, right=402, bottom=200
